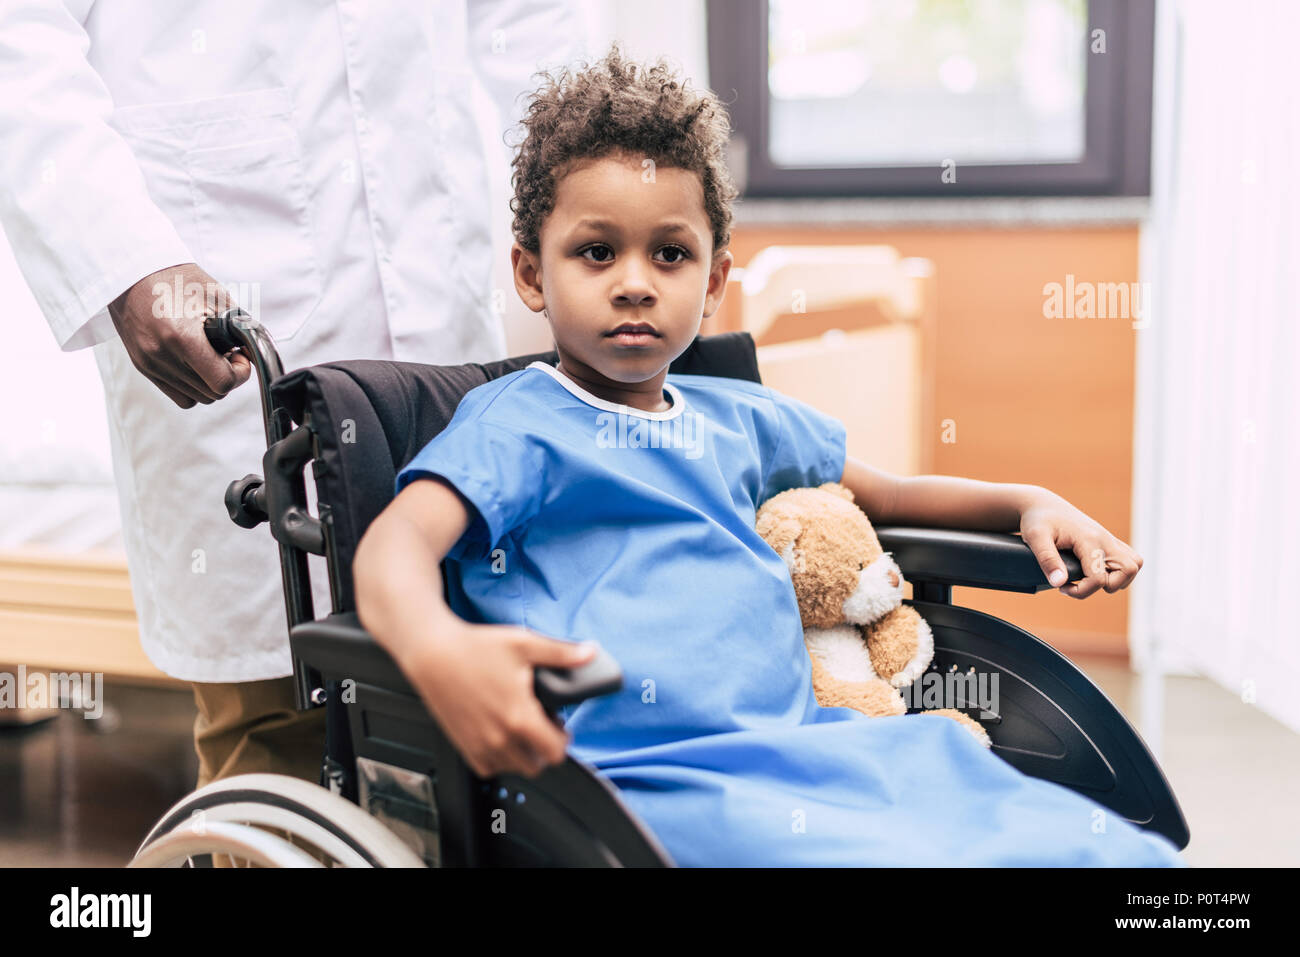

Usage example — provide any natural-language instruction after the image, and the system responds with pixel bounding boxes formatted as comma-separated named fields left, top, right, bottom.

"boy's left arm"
left=839, top=455, right=1142, bottom=600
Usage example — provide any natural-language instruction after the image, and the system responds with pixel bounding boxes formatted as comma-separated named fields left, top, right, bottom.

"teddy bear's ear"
left=818, top=481, right=856, bottom=503
left=755, top=511, right=802, bottom=560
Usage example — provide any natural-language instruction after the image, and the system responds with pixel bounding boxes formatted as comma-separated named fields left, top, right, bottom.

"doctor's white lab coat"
left=0, top=0, right=586, bottom=680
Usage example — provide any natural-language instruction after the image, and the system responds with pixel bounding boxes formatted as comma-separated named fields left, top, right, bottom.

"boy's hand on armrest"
left=1018, top=488, right=1144, bottom=599
left=838, top=457, right=1142, bottom=599
left=405, top=622, right=597, bottom=779
left=353, top=476, right=595, bottom=779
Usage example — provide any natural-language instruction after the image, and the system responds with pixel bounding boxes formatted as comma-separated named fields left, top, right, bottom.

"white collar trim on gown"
left=526, top=360, right=687, bottom=421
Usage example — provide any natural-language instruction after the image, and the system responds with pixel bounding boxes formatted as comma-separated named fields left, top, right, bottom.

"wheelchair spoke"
left=132, top=773, right=426, bottom=868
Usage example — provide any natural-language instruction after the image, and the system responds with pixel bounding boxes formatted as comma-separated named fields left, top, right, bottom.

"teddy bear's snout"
left=841, top=554, right=906, bottom=625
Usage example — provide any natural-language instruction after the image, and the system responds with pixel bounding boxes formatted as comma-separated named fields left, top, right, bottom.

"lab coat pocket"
left=183, top=133, right=323, bottom=342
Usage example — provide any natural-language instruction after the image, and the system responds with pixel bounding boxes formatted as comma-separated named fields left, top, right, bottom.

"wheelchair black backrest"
left=271, top=331, right=762, bottom=613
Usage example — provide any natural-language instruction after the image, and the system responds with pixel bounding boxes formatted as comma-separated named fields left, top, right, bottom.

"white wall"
left=0, top=232, right=121, bottom=550
left=0, top=236, right=114, bottom=484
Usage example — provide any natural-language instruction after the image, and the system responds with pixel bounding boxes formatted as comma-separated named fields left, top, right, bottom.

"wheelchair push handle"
left=202, top=308, right=285, bottom=388
left=533, top=645, right=624, bottom=713
left=202, top=309, right=290, bottom=451
left=203, top=309, right=244, bottom=356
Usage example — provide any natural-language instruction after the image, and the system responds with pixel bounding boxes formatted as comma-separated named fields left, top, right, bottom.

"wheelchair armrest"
left=290, top=611, right=623, bottom=713
left=874, top=526, right=1085, bottom=595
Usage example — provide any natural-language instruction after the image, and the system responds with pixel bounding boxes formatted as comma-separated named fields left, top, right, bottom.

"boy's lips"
left=604, top=322, right=661, bottom=337
left=605, top=322, right=662, bottom=347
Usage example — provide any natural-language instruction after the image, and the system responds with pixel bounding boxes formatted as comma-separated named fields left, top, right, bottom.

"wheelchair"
left=131, top=311, right=1190, bottom=867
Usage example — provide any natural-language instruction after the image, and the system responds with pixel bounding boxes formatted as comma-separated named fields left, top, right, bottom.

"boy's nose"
left=613, top=276, right=655, bottom=306
left=612, top=257, right=657, bottom=301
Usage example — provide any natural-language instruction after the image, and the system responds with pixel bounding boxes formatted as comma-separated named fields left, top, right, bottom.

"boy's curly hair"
left=507, top=42, right=739, bottom=258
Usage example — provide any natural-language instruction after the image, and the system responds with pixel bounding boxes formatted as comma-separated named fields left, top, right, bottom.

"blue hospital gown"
left=396, top=360, right=1185, bottom=867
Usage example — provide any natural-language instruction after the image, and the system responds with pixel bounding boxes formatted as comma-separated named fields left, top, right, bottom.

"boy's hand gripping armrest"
left=532, top=648, right=622, bottom=712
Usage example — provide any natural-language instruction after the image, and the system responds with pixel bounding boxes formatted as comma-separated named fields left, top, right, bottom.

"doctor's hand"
left=107, top=262, right=252, bottom=408
left=401, top=621, right=597, bottom=779
left=1019, top=488, right=1144, bottom=599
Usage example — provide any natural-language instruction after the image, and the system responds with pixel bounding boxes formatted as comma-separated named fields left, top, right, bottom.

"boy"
left=353, top=45, right=1176, bottom=866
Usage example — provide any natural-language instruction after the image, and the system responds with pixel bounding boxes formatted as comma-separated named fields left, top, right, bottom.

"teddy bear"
left=756, top=481, right=991, bottom=747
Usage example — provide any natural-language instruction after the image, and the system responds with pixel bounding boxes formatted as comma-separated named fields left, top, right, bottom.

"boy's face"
left=511, top=151, right=732, bottom=409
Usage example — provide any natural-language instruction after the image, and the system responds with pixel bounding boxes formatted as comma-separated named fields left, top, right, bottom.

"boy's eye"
left=577, top=244, right=691, bottom=264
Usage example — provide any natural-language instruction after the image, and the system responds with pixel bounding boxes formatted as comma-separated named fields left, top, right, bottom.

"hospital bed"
left=130, top=311, right=1189, bottom=867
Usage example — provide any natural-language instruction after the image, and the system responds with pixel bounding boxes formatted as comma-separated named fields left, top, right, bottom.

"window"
left=707, top=0, right=1155, bottom=196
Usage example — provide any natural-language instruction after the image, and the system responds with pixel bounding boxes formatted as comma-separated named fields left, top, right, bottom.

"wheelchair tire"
left=130, top=773, right=426, bottom=868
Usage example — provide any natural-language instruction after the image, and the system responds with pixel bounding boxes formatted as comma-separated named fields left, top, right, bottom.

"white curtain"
left=1132, top=0, right=1300, bottom=736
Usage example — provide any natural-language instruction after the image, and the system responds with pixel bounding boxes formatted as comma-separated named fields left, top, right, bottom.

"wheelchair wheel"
left=130, top=773, right=426, bottom=868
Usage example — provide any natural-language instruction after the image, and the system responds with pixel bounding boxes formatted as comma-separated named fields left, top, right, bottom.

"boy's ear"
left=703, top=249, right=734, bottom=317
left=510, top=242, right=546, bottom=313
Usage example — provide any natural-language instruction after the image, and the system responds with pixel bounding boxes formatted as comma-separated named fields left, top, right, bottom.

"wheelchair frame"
left=202, top=310, right=1189, bottom=866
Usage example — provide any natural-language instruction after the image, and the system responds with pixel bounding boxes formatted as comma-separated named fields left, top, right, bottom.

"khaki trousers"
left=191, top=675, right=328, bottom=790
left=191, top=675, right=329, bottom=867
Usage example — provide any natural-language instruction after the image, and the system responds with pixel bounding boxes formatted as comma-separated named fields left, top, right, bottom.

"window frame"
left=707, top=0, right=1155, bottom=197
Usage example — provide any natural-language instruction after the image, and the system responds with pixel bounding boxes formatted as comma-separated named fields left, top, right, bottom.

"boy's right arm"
left=353, top=476, right=596, bottom=779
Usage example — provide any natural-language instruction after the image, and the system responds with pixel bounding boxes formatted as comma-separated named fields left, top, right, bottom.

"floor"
left=1, top=658, right=1296, bottom=867
left=1080, top=656, right=1300, bottom=868
left=0, top=682, right=198, bottom=867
